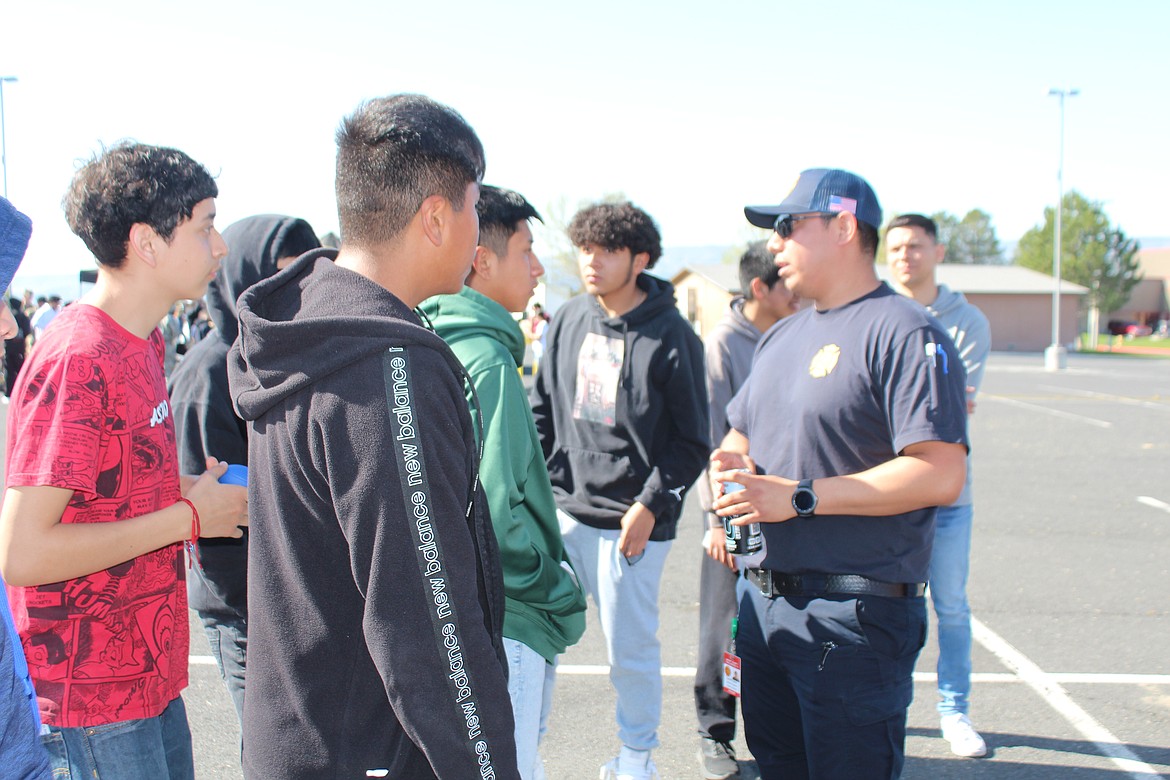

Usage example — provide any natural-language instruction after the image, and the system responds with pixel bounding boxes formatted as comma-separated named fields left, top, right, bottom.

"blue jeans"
left=504, top=637, right=556, bottom=780
left=201, top=613, right=247, bottom=728
left=558, top=509, right=672, bottom=752
left=41, top=696, right=194, bottom=780
left=929, top=503, right=974, bottom=717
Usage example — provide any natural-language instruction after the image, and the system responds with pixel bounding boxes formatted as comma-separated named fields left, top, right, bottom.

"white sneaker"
left=941, top=713, right=987, bottom=758
left=600, top=746, right=660, bottom=780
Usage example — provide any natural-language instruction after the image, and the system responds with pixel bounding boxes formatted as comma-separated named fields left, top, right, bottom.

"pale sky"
left=3, top=0, right=1167, bottom=289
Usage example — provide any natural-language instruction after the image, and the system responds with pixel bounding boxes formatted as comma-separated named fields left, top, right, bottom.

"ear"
left=127, top=223, right=161, bottom=268
left=748, top=276, right=769, bottom=302
left=935, top=242, right=947, bottom=264
left=632, top=251, right=651, bottom=275
left=835, top=212, right=858, bottom=248
left=470, top=245, right=495, bottom=278
left=418, top=194, right=448, bottom=248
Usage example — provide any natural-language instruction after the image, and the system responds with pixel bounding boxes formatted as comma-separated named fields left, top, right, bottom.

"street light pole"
left=0, top=76, right=16, bottom=199
left=1045, top=87, right=1078, bottom=372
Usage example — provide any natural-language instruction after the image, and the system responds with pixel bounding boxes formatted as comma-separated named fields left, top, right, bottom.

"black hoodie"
left=227, top=249, right=518, bottom=780
left=530, top=273, right=710, bottom=540
left=168, top=215, right=319, bottom=620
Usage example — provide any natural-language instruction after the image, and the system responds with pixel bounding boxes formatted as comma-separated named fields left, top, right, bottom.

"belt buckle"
left=757, top=569, right=774, bottom=598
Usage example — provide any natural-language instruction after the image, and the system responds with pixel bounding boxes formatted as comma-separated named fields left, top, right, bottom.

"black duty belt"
left=746, top=568, right=926, bottom=599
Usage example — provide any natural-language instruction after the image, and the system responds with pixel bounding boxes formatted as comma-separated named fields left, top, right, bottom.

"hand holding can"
left=721, top=469, right=763, bottom=555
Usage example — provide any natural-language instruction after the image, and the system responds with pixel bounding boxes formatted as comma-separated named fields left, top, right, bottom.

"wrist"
left=791, top=478, right=819, bottom=518
left=177, top=498, right=201, bottom=569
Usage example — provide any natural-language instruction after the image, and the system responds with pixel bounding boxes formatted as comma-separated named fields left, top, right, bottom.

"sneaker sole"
left=697, top=748, right=740, bottom=780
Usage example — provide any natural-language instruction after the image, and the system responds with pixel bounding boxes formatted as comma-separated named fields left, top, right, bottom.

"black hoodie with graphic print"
left=530, top=273, right=710, bottom=541
left=227, top=249, right=518, bottom=780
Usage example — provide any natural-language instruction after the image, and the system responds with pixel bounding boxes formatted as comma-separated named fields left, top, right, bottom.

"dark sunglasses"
left=772, top=212, right=832, bottom=239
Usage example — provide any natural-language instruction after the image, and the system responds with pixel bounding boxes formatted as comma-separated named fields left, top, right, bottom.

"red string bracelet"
left=178, top=497, right=201, bottom=570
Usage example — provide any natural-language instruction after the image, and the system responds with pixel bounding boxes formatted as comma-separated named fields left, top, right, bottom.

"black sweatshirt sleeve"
left=635, top=326, right=711, bottom=519
left=329, top=346, right=519, bottom=780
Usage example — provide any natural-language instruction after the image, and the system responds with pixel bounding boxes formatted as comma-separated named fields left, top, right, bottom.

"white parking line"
left=917, top=672, right=1170, bottom=685
left=1037, top=385, right=1170, bottom=412
left=1138, top=496, right=1170, bottom=514
left=972, top=616, right=1162, bottom=778
left=983, top=395, right=1113, bottom=428
left=189, top=655, right=1170, bottom=688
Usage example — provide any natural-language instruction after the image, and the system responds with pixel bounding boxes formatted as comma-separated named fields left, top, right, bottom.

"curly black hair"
left=62, top=141, right=218, bottom=268
left=335, top=94, right=485, bottom=246
left=567, top=201, right=662, bottom=268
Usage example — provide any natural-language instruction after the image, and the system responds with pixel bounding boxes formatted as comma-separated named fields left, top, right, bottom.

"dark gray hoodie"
left=227, top=249, right=518, bottom=780
left=695, top=295, right=762, bottom=514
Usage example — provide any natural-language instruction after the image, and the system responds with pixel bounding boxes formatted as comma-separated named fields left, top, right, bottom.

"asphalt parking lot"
left=180, top=351, right=1169, bottom=779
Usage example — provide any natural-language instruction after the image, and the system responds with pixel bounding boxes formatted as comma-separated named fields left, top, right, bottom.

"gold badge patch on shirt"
left=808, top=344, right=841, bottom=378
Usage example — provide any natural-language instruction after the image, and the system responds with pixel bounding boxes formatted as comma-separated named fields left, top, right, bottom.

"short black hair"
left=477, top=185, right=542, bottom=257
left=857, top=220, right=880, bottom=260
left=335, top=94, right=485, bottom=246
left=738, top=240, right=780, bottom=294
left=62, top=141, right=218, bottom=269
left=885, top=213, right=938, bottom=241
left=568, top=201, right=662, bottom=268
left=816, top=212, right=880, bottom=260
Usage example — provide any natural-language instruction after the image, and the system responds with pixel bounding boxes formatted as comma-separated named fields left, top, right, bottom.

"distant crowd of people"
left=2, top=290, right=215, bottom=397
left=0, top=92, right=987, bottom=780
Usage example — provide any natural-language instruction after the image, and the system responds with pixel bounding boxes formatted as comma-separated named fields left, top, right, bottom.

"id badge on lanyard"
left=722, top=617, right=742, bottom=697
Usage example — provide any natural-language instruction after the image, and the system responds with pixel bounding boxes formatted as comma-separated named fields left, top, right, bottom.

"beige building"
left=1107, top=247, right=1170, bottom=329
left=671, top=264, right=1087, bottom=352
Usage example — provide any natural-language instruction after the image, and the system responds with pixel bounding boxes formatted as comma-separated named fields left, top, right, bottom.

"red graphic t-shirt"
left=5, top=304, right=189, bottom=728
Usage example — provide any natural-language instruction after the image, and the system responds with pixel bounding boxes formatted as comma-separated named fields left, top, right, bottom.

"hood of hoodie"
left=207, top=215, right=320, bottom=344
left=720, top=295, right=760, bottom=341
left=229, top=248, right=458, bottom=422
left=419, top=286, right=525, bottom=368
left=596, top=272, right=677, bottom=327
left=926, top=284, right=971, bottom=321
left=0, top=196, right=32, bottom=290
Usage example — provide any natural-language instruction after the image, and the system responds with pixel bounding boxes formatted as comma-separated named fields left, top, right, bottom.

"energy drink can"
left=722, top=470, right=763, bottom=555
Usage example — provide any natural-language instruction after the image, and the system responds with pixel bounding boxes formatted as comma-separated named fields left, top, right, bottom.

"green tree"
left=930, top=209, right=1003, bottom=264
left=1015, top=190, right=1142, bottom=314
left=929, top=211, right=961, bottom=250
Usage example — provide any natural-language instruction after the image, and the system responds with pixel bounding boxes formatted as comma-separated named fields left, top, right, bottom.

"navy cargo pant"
left=737, top=585, right=926, bottom=780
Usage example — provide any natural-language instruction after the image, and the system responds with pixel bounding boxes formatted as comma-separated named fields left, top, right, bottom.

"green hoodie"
left=421, top=286, right=586, bottom=662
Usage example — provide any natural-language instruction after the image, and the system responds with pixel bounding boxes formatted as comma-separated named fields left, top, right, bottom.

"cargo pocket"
left=844, top=676, right=914, bottom=727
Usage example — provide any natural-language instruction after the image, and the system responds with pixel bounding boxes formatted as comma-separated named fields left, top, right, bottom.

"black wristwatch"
left=791, top=479, right=818, bottom=518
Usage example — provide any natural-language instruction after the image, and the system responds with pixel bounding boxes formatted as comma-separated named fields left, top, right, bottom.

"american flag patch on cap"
left=828, top=195, right=857, bottom=214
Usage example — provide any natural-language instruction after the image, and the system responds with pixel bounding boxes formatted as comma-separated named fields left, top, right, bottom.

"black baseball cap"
left=745, top=168, right=882, bottom=230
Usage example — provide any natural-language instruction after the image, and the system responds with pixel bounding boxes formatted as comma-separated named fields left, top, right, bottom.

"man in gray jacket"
left=886, top=212, right=991, bottom=758
left=694, top=241, right=800, bottom=779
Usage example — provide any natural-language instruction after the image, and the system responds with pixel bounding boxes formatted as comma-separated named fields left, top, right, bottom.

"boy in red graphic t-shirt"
left=0, top=142, right=249, bottom=780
